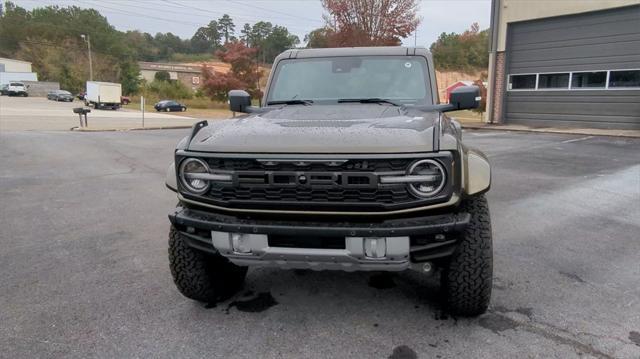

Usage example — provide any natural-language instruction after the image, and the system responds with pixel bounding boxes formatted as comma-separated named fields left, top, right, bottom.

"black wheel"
left=441, top=194, right=493, bottom=316
left=168, top=226, right=247, bottom=302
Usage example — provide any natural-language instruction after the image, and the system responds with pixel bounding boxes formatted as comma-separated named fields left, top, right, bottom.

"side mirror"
left=449, top=85, right=480, bottom=110
left=228, top=90, right=252, bottom=113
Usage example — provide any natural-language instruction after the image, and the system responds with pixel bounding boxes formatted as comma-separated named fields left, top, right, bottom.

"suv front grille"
left=177, top=154, right=455, bottom=212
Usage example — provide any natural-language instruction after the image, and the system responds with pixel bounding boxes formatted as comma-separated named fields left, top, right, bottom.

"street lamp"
left=80, top=34, right=93, bottom=81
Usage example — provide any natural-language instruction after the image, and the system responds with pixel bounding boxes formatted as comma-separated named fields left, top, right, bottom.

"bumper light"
left=364, top=237, right=387, bottom=258
left=231, top=233, right=252, bottom=254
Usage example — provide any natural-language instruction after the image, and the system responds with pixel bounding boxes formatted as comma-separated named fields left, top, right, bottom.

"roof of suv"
left=278, top=46, right=431, bottom=59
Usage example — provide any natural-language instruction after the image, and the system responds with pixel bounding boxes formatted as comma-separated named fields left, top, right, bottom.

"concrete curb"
left=461, top=123, right=640, bottom=139
left=70, top=125, right=192, bottom=132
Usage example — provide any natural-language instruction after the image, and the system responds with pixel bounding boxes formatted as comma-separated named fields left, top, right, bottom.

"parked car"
left=47, top=90, right=74, bottom=102
left=154, top=100, right=187, bottom=112
left=0, top=84, right=8, bottom=95
left=165, top=47, right=493, bottom=317
left=121, top=96, right=131, bottom=105
left=7, top=82, right=28, bottom=97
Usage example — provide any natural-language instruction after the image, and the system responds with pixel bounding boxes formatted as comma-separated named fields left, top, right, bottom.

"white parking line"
left=561, top=136, right=594, bottom=144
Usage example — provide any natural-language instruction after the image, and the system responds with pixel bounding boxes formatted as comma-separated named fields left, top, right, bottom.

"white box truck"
left=85, top=81, right=122, bottom=110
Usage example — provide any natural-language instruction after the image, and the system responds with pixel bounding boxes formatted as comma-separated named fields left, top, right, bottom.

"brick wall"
left=491, top=52, right=506, bottom=123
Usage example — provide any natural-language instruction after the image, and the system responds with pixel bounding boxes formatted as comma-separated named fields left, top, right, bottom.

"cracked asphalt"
left=1, top=128, right=639, bottom=358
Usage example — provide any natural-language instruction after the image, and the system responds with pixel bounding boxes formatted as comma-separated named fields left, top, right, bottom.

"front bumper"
left=169, top=206, right=469, bottom=271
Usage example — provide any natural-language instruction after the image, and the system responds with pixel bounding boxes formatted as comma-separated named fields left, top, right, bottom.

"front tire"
left=441, top=194, right=493, bottom=316
left=168, top=226, right=247, bottom=302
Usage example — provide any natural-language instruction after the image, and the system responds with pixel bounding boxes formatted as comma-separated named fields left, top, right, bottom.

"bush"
left=154, top=71, right=171, bottom=82
left=146, top=79, right=193, bottom=99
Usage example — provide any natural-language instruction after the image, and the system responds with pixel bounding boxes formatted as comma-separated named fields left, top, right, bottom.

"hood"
left=188, top=104, right=440, bottom=153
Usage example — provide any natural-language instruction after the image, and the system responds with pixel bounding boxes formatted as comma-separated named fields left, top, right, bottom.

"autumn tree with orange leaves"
left=318, top=0, right=421, bottom=47
left=201, top=41, right=263, bottom=101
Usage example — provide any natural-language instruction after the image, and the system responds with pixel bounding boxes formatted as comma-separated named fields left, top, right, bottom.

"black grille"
left=209, top=186, right=412, bottom=204
left=199, top=158, right=416, bottom=205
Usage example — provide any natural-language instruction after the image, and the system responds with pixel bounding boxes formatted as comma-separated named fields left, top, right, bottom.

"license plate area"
left=268, top=235, right=346, bottom=249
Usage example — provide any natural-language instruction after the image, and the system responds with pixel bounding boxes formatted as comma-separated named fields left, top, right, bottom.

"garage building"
left=487, top=1, right=640, bottom=129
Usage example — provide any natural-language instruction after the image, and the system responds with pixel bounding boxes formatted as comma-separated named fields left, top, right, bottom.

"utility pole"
left=81, top=34, right=93, bottom=81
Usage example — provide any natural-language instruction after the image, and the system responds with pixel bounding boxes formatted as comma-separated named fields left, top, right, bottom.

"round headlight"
left=407, top=159, right=446, bottom=197
left=179, top=158, right=210, bottom=194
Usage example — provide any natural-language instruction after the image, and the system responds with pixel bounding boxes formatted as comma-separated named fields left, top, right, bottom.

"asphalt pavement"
left=0, top=129, right=639, bottom=358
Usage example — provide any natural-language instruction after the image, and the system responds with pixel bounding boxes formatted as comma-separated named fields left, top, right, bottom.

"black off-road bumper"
left=169, top=206, right=470, bottom=268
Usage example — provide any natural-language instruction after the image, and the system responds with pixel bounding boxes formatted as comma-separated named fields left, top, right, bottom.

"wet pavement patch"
left=368, top=273, right=396, bottom=289
left=629, top=331, right=640, bottom=346
left=559, top=271, right=586, bottom=284
left=479, top=313, right=519, bottom=333
left=226, top=292, right=278, bottom=313
left=388, top=345, right=417, bottom=359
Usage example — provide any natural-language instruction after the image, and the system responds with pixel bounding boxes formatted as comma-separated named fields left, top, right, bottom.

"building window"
left=608, top=70, right=640, bottom=88
left=571, top=71, right=607, bottom=88
left=509, top=74, right=536, bottom=90
left=538, top=73, right=569, bottom=89
left=507, top=69, right=640, bottom=91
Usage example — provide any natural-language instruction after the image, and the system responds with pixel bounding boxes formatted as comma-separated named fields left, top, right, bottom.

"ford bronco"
left=166, top=47, right=492, bottom=316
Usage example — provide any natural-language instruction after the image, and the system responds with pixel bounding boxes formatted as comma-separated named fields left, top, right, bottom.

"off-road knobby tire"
left=441, top=194, right=493, bottom=316
left=168, top=226, right=247, bottom=302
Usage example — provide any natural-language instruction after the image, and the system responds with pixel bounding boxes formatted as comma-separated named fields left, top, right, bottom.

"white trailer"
left=85, top=81, right=122, bottom=110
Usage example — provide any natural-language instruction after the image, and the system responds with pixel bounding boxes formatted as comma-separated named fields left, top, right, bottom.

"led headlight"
left=179, top=158, right=210, bottom=194
left=406, top=159, right=446, bottom=197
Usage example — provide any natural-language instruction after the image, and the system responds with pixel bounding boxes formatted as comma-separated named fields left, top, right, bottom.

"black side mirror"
left=228, top=90, right=252, bottom=113
left=449, top=85, right=480, bottom=110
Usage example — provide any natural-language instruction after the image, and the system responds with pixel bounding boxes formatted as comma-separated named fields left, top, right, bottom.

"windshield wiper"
left=267, top=99, right=314, bottom=106
left=337, top=98, right=402, bottom=106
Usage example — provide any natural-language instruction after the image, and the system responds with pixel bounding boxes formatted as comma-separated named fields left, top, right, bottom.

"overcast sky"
left=14, top=0, right=491, bottom=47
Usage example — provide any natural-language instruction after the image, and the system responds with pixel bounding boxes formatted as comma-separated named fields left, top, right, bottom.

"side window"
left=608, top=70, right=640, bottom=88
left=538, top=73, right=569, bottom=89
left=508, top=74, right=536, bottom=90
left=571, top=72, right=606, bottom=88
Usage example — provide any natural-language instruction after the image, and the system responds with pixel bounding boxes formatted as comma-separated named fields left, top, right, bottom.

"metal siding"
left=505, top=5, right=640, bottom=129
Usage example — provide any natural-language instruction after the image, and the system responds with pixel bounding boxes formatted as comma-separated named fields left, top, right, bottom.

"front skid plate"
left=212, top=231, right=410, bottom=271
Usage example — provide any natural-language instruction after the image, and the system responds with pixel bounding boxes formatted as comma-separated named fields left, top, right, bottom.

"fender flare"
left=166, top=162, right=177, bottom=192
left=463, top=147, right=491, bottom=196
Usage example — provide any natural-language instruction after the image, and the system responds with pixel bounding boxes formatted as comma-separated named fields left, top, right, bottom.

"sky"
left=14, top=0, right=491, bottom=47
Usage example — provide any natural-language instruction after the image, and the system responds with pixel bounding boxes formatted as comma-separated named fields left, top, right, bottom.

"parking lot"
left=1, top=115, right=639, bottom=357
left=0, top=96, right=198, bottom=131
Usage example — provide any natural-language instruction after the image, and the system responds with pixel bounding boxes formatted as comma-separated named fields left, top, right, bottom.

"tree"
left=1, top=3, right=140, bottom=94
left=430, top=23, right=489, bottom=72
left=191, top=20, right=221, bottom=53
left=217, top=14, right=235, bottom=44
left=263, top=25, right=299, bottom=62
left=304, top=28, right=332, bottom=48
left=320, top=0, right=420, bottom=46
left=240, top=23, right=253, bottom=46
left=202, top=41, right=262, bottom=101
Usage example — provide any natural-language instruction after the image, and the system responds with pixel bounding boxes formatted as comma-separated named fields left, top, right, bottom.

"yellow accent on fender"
left=177, top=193, right=461, bottom=216
left=464, top=150, right=491, bottom=195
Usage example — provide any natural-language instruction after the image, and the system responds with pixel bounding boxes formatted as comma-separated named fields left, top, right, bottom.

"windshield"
left=10, top=82, right=24, bottom=87
left=59, top=90, right=71, bottom=95
left=267, top=56, right=432, bottom=105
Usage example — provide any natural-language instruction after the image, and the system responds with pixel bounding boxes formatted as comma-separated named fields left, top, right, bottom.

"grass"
left=447, top=109, right=485, bottom=124
left=123, top=96, right=232, bottom=119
